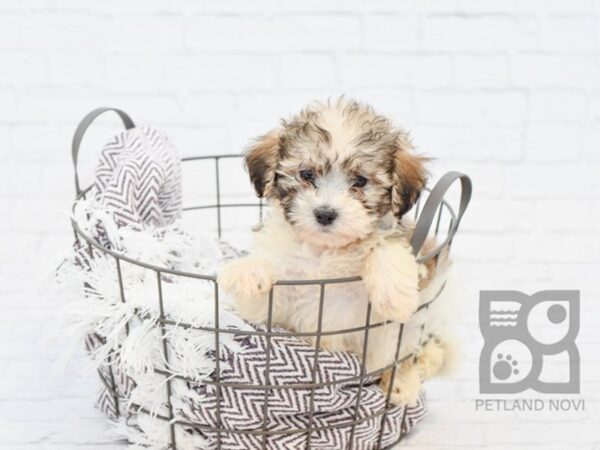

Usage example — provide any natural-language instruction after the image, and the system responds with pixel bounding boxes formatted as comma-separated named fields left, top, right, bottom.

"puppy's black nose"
left=314, top=207, right=338, bottom=226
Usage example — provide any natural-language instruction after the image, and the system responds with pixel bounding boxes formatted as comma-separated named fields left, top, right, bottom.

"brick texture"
left=1, top=1, right=599, bottom=449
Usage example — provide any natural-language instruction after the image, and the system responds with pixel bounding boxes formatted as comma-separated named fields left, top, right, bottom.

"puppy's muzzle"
left=313, top=206, right=338, bottom=226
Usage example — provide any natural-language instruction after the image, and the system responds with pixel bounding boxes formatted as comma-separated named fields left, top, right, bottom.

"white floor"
left=2, top=269, right=599, bottom=449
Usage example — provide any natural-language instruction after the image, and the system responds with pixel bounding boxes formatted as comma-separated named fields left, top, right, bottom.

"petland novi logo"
left=479, top=290, right=580, bottom=394
left=476, top=290, right=584, bottom=413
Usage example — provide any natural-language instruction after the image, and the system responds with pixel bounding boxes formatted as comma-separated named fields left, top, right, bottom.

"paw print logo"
left=479, top=290, right=580, bottom=394
left=493, top=353, right=519, bottom=380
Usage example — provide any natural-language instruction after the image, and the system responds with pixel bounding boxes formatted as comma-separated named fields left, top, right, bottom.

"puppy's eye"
left=300, top=169, right=315, bottom=182
left=352, top=175, right=368, bottom=188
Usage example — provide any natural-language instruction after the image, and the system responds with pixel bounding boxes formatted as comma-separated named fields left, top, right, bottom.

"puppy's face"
left=246, top=100, right=427, bottom=248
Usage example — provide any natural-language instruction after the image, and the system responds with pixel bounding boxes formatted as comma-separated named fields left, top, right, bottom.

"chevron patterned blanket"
left=90, top=125, right=182, bottom=248
left=64, top=123, right=427, bottom=449
left=178, top=329, right=427, bottom=449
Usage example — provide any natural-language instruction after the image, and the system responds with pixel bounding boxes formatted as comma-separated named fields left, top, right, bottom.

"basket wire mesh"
left=70, top=109, right=471, bottom=450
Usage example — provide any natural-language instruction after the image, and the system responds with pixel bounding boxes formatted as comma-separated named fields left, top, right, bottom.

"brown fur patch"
left=245, top=130, right=281, bottom=198
left=391, top=145, right=429, bottom=219
left=246, top=98, right=428, bottom=229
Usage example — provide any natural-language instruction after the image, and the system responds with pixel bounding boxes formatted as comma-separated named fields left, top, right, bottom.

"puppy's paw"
left=380, top=364, right=422, bottom=406
left=363, top=243, right=420, bottom=323
left=218, top=257, right=274, bottom=302
left=417, top=337, right=446, bottom=380
left=368, top=282, right=419, bottom=323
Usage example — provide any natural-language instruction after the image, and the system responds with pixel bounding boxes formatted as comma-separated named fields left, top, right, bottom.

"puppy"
left=219, top=99, right=457, bottom=405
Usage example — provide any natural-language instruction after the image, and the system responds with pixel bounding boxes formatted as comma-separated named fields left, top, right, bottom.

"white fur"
left=288, top=169, right=376, bottom=248
left=219, top=208, right=459, bottom=405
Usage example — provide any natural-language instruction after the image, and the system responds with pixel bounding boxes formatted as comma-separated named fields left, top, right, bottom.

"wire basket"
left=69, top=108, right=472, bottom=450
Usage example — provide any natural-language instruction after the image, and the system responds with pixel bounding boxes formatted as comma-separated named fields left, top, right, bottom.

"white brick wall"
left=1, top=1, right=599, bottom=448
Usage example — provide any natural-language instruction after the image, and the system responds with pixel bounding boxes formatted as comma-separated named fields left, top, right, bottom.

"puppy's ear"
left=245, top=129, right=281, bottom=198
left=391, top=136, right=428, bottom=219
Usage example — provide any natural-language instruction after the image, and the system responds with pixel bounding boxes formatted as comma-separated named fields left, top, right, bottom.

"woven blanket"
left=84, top=315, right=426, bottom=449
left=94, top=125, right=182, bottom=228
left=86, top=125, right=182, bottom=250
left=178, top=329, right=426, bottom=449
left=63, top=121, right=427, bottom=450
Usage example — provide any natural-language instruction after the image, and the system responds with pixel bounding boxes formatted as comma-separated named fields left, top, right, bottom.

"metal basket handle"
left=410, top=171, right=472, bottom=261
left=72, top=107, right=135, bottom=195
